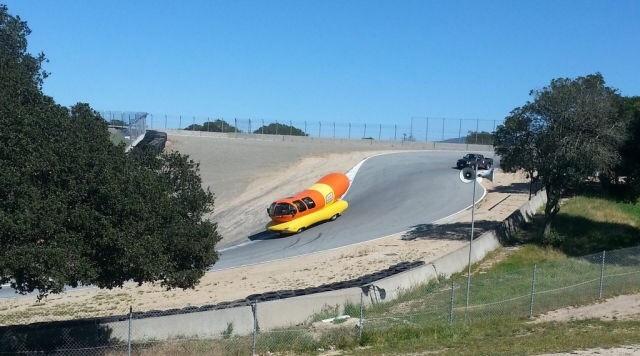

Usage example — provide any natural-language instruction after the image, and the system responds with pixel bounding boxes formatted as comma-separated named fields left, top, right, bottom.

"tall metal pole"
left=234, top=118, right=238, bottom=133
left=425, top=117, right=429, bottom=142
left=442, top=117, right=445, bottom=141
left=249, top=118, right=252, bottom=134
left=409, top=117, right=413, bottom=140
left=333, top=122, right=336, bottom=139
left=363, top=123, right=367, bottom=138
left=475, top=119, right=479, bottom=144
left=318, top=121, right=322, bottom=137
left=458, top=119, right=463, bottom=143
left=378, top=124, right=382, bottom=141
left=465, top=161, right=478, bottom=321
left=289, top=120, right=293, bottom=136
left=164, top=115, right=168, bottom=129
left=275, top=120, right=279, bottom=135
left=348, top=123, right=351, bottom=139
left=179, top=115, right=182, bottom=129
left=261, top=119, right=265, bottom=134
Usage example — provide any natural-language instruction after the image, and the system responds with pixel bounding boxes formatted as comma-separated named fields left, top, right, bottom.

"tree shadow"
left=402, top=220, right=499, bottom=241
left=551, top=214, right=640, bottom=257
left=0, top=319, right=120, bottom=354
left=248, top=230, right=281, bottom=241
left=488, top=182, right=531, bottom=194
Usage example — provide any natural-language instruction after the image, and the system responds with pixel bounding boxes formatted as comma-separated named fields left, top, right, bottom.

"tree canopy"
left=494, top=74, right=626, bottom=239
left=185, top=119, right=240, bottom=133
left=0, top=4, right=220, bottom=297
left=254, top=122, right=307, bottom=136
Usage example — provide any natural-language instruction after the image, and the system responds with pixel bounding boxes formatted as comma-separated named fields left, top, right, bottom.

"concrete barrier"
left=159, top=129, right=494, bottom=152
left=6, top=190, right=547, bottom=346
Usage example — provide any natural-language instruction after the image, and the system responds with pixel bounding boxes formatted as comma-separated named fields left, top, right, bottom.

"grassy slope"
left=135, top=194, right=640, bottom=355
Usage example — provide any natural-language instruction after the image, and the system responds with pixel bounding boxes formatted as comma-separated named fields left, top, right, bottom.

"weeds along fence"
left=134, top=114, right=500, bottom=145
left=2, top=245, right=640, bottom=355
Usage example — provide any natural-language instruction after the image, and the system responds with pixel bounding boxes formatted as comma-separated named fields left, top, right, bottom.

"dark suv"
left=456, top=153, right=493, bottom=169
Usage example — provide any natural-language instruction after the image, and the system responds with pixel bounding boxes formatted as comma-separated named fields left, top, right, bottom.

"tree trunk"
left=543, top=186, right=560, bottom=241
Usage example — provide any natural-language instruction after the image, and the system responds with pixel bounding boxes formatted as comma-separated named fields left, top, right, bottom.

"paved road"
left=212, top=151, right=484, bottom=270
left=0, top=150, right=487, bottom=298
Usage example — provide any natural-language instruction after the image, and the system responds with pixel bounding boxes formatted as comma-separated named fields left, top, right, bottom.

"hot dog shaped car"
left=266, top=172, right=350, bottom=234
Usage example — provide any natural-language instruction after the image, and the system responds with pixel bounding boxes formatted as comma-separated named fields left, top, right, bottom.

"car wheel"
left=330, top=213, right=340, bottom=221
left=296, top=227, right=305, bottom=233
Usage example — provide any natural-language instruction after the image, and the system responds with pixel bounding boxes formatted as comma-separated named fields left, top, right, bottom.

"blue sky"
left=5, top=1, right=640, bottom=126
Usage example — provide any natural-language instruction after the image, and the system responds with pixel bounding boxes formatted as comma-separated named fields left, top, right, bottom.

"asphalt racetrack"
left=0, top=150, right=487, bottom=298
left=212, top=151, right=485, bottom=270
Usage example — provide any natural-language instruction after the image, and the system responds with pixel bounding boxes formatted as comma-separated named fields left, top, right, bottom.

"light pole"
left=458, top=158, right=493, bottom=321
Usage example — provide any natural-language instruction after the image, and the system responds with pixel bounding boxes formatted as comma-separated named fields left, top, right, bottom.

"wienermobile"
left=266, top=172, right=350, bottom=234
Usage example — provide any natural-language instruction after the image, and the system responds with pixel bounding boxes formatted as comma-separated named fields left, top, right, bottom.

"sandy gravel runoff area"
left=0, top=134, right=522, bottom=325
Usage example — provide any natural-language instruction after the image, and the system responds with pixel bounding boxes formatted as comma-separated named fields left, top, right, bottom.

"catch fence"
left=101, top=111, right=147, bottom=148
left=138, top=114, right=500, bottom=145
left=1, top=245, right=639, bottom=355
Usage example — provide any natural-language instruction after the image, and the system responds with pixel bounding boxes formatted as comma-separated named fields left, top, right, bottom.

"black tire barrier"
left=132, top=130, right=167, bottom=154
left=1, top=260, right=426, bottom=334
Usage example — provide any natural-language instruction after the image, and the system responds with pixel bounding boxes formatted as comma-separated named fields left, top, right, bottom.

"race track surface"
left=212, top=151, right=484, bottom=270
left=0, top=150, right=487, bottom=298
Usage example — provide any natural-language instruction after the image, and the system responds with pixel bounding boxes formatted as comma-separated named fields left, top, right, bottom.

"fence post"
left=363, top=123, right=367, bottom=138
left=289, top=121, right=293, bottom=136
left=248, top=118, right=252, bottom=134
left=127, top=306, right=132, bottom=356
left=222, top=119, right=225, bottom=133
left=348, top=123, right=351, bottom=139
left=234, top=118, right=238, bottom=134
left=164, top=115, right=167, bottom=129
left=304, top=121, right=307, bottom=135
left=425, top=117, right=428, bottom=142
left=251, top=301, right=258, bottom=356
left=599, top=250, right=606, bottom=299
left=409, top=117, right=413, bottom=140
left=275, top=120, right=279, bottom=135
left=441, top=117, right=445, bottom=141
left=150, top=114, right=154, bottom=129
left=319, top=121, right=322, bottom=137
left=394, top=124, right=397, bottom=141
left=458, top=119, right=462, bottom=143
left=179, top=115, right=182, bottom=129
left=529, top=264, right=537, bottom=319
left=358, top=288, right=364, bottom=341
left=475, top=119, right=479, bottom=144
left=333, top=122, right=336, bottom=139
left=378, top=124, right=382, bottom=141
left=449, top=279, right=455, bottom=324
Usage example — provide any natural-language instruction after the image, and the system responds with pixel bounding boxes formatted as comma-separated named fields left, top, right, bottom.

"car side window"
left=302, top=197, right=316, bottom=209
left=293, top=200, right=307, bottom=212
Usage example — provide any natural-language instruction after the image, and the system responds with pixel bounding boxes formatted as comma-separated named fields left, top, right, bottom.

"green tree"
left=464, top=131, right=494, bottom=145
left=0, top=4, right=220, bottom=297
left=494, top=108, right=539, bottom=198
left=494, top=74, right=625, bottom=240
left=610, top=96, right=640, bottom=197
left=185, top=119, right=240, bottom=133
left=254, top=122, right=307, bottom=136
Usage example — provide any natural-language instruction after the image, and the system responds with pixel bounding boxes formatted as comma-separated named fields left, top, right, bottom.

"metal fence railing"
left=137, top=113, right=500, bottom=145
left=100, top=110, right=147, bottom=148
left=2, top=245, right=638, bottom=355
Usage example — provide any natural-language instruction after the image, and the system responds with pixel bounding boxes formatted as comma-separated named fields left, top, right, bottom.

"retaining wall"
left=159, top=129, right=494, bottom=152
left=3, top=189, right=547, bottom=346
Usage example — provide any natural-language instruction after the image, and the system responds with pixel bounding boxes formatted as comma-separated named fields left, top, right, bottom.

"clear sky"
left=4, top=1, right=640, bottom=126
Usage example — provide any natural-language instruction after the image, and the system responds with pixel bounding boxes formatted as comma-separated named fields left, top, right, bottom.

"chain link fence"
left=2, top=245, right=639, bottom=355
left=100, top=110, right=147, bottom=148
left=141, top=114, right=500, bottom=145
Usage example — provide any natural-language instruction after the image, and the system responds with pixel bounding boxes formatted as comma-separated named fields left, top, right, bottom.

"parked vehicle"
left=456, top=153, right=493, bottom=170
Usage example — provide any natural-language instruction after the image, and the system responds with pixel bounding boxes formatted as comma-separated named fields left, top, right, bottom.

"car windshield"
left=273, top=203, right=296, bottom=216
left=465, top=154, right=477, bottom=159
